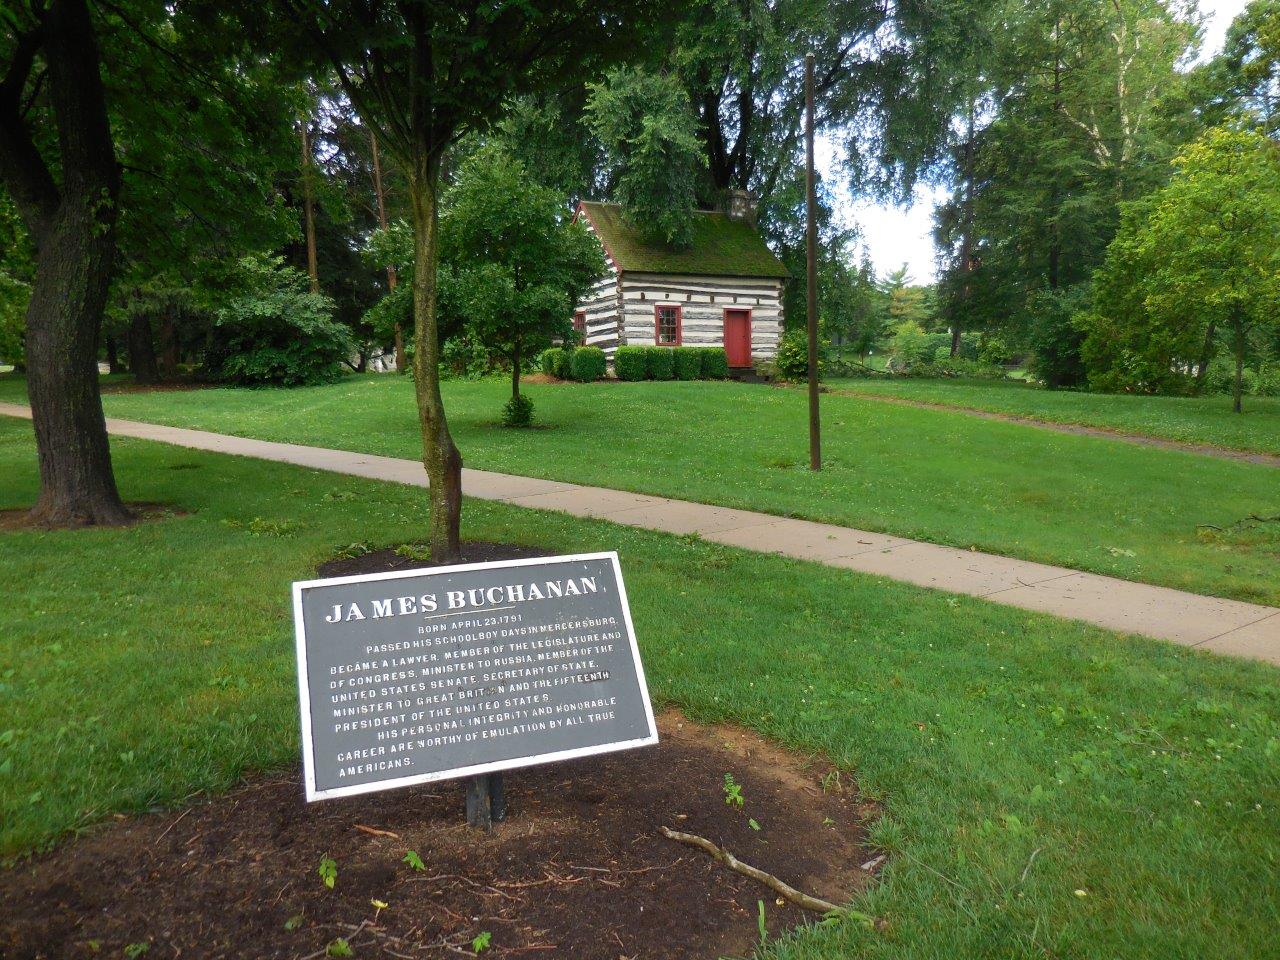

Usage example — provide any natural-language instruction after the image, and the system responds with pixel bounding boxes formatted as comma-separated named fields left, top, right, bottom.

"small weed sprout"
left=403, top=850, right=426, bottom=871
left=326, top=937, right=353, bottom=958
left=723, top=773, right=744, bottom=807
left=748, top=818, right=761, bottom=831
left=472, top=930, right=492, bottom=953
left=756, top=900, right=768, bottom=946
left=318, top=855, right=337, bottom=889
left=124, top=944, right=150, bottom=959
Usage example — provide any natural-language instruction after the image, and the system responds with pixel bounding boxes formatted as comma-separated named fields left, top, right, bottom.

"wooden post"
left=465, top=773, right=506, bottom=829
left=300, top=120, right=320, bottom=294
left=465, top=775, right=492, bottom=830
left=371, top=132, right=405, bottom=374
left=804, top=53, right=822, bottom=472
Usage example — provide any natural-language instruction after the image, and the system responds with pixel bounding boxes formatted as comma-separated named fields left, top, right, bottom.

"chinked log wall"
left=620, top=273, right=783, bottom=356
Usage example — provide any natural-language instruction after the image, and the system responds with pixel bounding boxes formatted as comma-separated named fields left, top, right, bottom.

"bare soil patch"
left=1, top=541, right=878, bottom=958
left=0, top=501, right=186, bottom=532
left=0, top=713, right=875, bottom=960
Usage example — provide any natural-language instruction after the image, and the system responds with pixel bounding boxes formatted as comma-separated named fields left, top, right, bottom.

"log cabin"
left=573, top=195, right=788, bottom=370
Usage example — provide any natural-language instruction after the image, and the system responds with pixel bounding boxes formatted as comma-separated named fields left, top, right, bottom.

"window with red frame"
left=573, top=310, right=586, bottom=342
left=655, top=305, right=681, bottom=345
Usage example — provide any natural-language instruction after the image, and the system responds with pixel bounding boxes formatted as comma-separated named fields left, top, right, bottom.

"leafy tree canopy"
left=1083, top=125, right=1280, bottom=409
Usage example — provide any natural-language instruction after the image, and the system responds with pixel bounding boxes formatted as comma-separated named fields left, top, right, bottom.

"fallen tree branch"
left=353, top=824, right=400, bottom=839
left=658, top=826, right=876, bottom=924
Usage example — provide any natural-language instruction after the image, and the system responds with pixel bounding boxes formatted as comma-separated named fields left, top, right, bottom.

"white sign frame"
left=292, top=550, right=659, bottom=802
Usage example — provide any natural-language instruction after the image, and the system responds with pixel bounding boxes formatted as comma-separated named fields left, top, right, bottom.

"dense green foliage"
left=646, top=346, right=676, bottom=380
left=539, top=347, right=567, bottom=378
left=1082, top=127, right=1280, bottom=410
left=775, top=329, right=824, bottom=382
left=698, top=347, right=729, bottom=380
left=570, top=346, right=607, bottom=382
left=673, top=347, right=701, bottom=380
left=441, top=146, right=605, bottom=406
left=205, top=257, right=352, bottom=387
left=501, top=393, right=535, bottom=427
left=585, top=69, right=705, bottom=248
left=614, top=346, right=648, bottom=381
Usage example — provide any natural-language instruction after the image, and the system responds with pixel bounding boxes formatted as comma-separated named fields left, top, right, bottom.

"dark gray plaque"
left=292, top=552, right=658, bottom=801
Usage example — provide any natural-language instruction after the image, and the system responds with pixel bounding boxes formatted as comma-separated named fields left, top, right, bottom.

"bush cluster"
left=1204, top=358, right=1280, bottom=397
left=570, top=346, right=607, bottom=382
left=538, top=345, right=609, bottom=382
left=775, top=329, right=826, bottom=381
left=615, top=345, right=729, bottom=381
left=502, top=393, right=535, bottom=427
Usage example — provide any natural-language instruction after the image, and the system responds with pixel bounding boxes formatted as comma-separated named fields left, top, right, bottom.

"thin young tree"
left=275, top=0, right=650, bottom=560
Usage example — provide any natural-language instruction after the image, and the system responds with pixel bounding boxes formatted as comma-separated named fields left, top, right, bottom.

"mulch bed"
left=1, top=541, right=880, bottom=959
left=1, top=714, right=877, bottom=960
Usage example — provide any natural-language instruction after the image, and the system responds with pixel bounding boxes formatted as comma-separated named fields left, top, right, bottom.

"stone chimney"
left=723, top=188, right=758, bottom=225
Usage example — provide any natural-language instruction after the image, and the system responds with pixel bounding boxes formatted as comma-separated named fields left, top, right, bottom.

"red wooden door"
left=724, top=309, right=752, bottom=367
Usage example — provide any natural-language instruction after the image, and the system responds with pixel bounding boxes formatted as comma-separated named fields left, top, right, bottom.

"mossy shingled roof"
left=579, top=201, right=788, bottom=279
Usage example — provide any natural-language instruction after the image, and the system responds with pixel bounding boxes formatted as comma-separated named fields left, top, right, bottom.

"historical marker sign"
left=292, top=552, right=658, bottom=801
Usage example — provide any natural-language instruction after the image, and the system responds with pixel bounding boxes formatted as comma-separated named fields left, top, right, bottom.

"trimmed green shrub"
left=570, top=346, right=607, bottom=382
left=647, top=346, right=675, bottom=380
left=673, top=347, right=701, bottom=380
left=539, top=347, right=564, bottom=377
left=614, top=346, right=648, bottom=381
left=775, top=329, right=823, bottom=381
left=554, top=346, right=575, bottom=380
left=501, top=393, right=534, bottom=427
left=699, top=347, right=729, bottom=380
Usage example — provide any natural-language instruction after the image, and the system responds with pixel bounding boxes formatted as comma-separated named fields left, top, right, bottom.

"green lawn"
left=3, top=373, right=1276, bottom=606
left=828, top=376, right=1280, bottom=456
left=1, top=418, right=1278, bottom=958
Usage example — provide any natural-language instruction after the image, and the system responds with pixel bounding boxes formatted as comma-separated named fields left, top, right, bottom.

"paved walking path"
left=832, top=390, right=1280, bottom=468
left=3, top=402, right=1277, bottom=665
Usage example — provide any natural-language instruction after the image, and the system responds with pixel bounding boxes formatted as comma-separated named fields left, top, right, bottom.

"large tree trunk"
left=0, top=0, right=130, bottom=526
left=128, top=313, right=160, bottom=385
left=24, top=201, right=130, bottom=525
left=1193, top=320, right=1216, bottom=395
left=408, top=163, right=463, bottom=561
left=159, top=313, right=180, bottom=381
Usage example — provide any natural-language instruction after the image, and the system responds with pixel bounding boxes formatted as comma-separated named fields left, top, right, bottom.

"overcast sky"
left=831, top=0, right=1252, bottom=284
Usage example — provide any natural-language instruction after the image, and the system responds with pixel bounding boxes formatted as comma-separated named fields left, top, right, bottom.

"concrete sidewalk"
left=3, top=401, right=1277, bottom=665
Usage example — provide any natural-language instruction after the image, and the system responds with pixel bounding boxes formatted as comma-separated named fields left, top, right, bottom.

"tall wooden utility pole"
left=371, top=133, right=406, bottom=373
left=300, top=120, right=320, bottom=294
left=804, top=53, right=822, bottom=471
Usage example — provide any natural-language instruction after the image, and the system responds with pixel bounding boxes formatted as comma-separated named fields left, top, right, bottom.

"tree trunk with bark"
left=408, top=162, right=463, bottom=561
left=300, top=121, right=320, bottom=294
left=511, top=339, right=521, bottom=403
left=159, top=313, right=179, bottom=381
left=105, top=335, right=122, bottom=374
left=128, top=313, right=159, bottom=385
left=370, top=132, right=406, bottom=374
left=1193, top=320, right=1216, bottom=395
left=0, top=0, right=131, bottom=526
